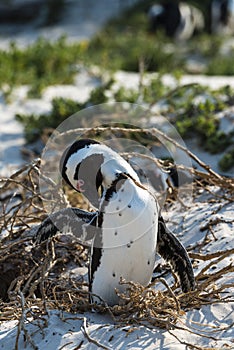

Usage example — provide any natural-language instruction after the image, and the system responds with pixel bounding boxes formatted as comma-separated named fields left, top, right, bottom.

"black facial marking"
left=60, top=139, right=100, bottom=189
left=60, top=139, right=104, bottom=207
left=74, top=154, right=104, bottom=193
left=60, top=139, right=99, bottom=172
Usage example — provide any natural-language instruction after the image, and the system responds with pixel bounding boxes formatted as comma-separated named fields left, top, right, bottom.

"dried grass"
left=0, top=126, right=233, bottom=350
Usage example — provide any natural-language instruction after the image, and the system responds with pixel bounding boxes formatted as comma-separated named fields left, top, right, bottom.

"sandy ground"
left=0, top=190, right=233, bottom=349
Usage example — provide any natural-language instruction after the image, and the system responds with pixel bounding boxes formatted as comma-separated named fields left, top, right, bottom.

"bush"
left=87, top=29, right=183, bottom=73
left=114, top=86, right=139, bottom=103
left=206, top=52, right=234, bottom=76
left=15, top=74, right=234, bottom=164
left=16, top=81, right=114, bottom=142
left=89, top=79, right=114, bottom=105
left=204, top=131, right=232, bottom=154
left=16, top=98, right=83, bottom=142
left=0, top=36, right=85, bottom=96
left=218, top=148, right=234, bottom=171
left=163, top=84, right=234, bottom=154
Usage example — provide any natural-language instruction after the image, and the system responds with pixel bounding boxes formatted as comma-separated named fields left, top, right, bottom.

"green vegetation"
left=166, top=84, right=232, bottom=153
left=87, top=29, right=184, bottom=72
left=164, top=84, right=234, bottom=168
left=1, top=0, right=234, bottom=171
left=16, top=78, right=234, bottom=171
left=83, top=0, right=234, bottom=76
left=218, top=148, right=234, bottom=172
left=207, top=51, right=234, bottom=76
left=16, top=97, right=83, bottom=142
left=0, top=36, right=86, bottom=97
left=1, top=0, right=234, bottom=98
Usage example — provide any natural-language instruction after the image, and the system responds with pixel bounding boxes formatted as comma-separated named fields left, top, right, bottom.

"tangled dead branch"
left=48, top=125, right=234, bottom=193
left=0, top=126, right=233, bottom=349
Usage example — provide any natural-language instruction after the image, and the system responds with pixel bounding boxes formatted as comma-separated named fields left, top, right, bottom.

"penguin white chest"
left=91, top=179, right=158, bottom=305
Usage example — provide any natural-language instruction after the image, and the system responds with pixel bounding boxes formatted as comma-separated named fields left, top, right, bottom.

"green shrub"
left=204, top=131, right=232, bottom=154
left=218, top=148, right=234, bottom=171
left=206, top=52, right=234, bottom=76
left=143, top=76, right=169, bottom=103
left=16, top=81, right=114, bottom=142
left=164, top=84, right=234, bottom=154
left=89, top=79, right=114, bottom=105
left=0, top=36, right=85, bottom=96
left=87, top=30, right=183, bottom=73
left=16, top=97, right=83, bottom=142
left=15, top=76, right=234, bottom=163
left=114, top=86, right=139, bottom=103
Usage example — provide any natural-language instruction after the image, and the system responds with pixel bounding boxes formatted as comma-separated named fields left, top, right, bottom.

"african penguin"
left=210, top=0, right=234, bottom=34
left=60, top=139, right=159, bottom=305
left=148, top=1, right=204, bottom=40
left=34, top=138, right=195, bottom=305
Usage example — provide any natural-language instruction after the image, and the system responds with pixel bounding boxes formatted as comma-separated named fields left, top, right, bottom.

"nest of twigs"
left=0, top=127, right=233, bottom=350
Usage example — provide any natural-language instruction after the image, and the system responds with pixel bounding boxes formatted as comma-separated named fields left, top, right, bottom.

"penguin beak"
left=85, top=189, right=100, bottom=209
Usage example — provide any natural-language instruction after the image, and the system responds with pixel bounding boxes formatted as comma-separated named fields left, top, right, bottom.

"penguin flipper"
left=157, top=216, right=195, bottom=292
left=33, top=208, right=97, bottom=244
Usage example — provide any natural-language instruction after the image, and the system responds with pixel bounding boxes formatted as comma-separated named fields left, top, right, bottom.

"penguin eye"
left=76, top=179, right=85, bottom=192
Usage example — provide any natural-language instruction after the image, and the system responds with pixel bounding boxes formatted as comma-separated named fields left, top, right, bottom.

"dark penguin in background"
left=210, top=0, right=234, bottom=34
left=35, top=139, right=195, bottom=305
left=148, top=1, right=204, bottom=40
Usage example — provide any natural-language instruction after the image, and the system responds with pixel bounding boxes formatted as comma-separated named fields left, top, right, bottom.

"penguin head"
left=60, top=139, right=103, bottom=208
left=60, top=138, right=139, bottom=207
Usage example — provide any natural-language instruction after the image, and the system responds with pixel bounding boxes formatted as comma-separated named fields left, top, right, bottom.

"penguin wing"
left=157, top=216, right=195, bottom=292
left=33, top=208, right=97, bottom=245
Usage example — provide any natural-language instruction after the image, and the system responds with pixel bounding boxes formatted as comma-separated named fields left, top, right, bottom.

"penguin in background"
left=148, top=1, right=204, bottom=40
left=210, top=0, right=234, bottom=34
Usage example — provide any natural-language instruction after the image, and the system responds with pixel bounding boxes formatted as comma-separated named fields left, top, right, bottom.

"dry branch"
left=0, top=126, right=233, bottom=350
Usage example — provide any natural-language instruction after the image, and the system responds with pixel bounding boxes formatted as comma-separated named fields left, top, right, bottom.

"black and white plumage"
left=34, top=139, right=195, bottom=305
left=34, top=208, right=97, bottom=244
left=148, top=1, right=204, bottom=40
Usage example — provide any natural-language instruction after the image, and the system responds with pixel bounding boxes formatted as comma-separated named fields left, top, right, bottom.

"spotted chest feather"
left=90, top=175, right=158, bottom=305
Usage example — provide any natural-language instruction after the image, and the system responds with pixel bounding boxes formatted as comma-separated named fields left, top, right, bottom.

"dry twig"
left=0, top=126, right=233, bottom=350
